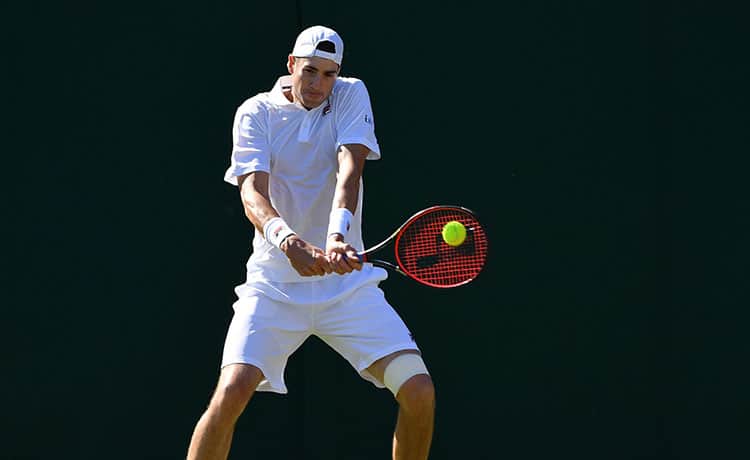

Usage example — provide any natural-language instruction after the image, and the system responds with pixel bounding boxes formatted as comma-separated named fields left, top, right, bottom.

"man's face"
left=287, top=55, right=339, bottom=109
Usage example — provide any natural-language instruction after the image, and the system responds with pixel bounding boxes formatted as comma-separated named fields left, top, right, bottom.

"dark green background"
left=5, top=1, right=746, bottom=459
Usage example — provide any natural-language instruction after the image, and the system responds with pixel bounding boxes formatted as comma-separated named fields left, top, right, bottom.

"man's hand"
left=326, top=234, right=363, bottom=275
left=281, top=236, right=333, bottom=276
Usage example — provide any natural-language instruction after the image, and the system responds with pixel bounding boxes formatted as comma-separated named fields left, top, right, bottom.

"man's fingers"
left=345, top=250, right=363, bottom=270
left=285, top=242, right=333, bottom=276
left=340, top=255, right=356, bottom=271
left=322, top=243, right=363, bottom=275
left=334, top=259, right=350, bottom=274
left=316, top=253, right=333, bottom=275
left=338, top=256, right=357, bottom=274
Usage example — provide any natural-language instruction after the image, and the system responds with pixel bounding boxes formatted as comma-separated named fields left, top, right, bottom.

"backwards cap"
left=291, top=25, right=344, bottom=66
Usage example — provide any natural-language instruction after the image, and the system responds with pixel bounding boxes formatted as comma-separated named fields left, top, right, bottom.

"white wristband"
left=327, top=207, right=353, bottom=238
left=263, top=217, right=296, bottom=248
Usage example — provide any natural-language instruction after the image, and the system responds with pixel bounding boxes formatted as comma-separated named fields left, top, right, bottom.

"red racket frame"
left=358, top=205, right=489, bottom=288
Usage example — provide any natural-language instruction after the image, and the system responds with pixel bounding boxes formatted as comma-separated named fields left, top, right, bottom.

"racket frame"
left=357, top=205, right=485, bottom=288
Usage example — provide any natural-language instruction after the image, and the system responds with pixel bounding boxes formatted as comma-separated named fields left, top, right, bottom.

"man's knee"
left=211, top=364, right=264, bottom=409
left=396, top=374, right=435, bottom=415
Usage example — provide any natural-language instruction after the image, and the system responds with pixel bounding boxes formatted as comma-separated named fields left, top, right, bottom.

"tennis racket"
left=357, top=205, right=489, bottom=288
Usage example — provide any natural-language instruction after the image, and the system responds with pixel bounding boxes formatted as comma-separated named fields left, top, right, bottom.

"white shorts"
left=221, top=271, right=419, bottom=394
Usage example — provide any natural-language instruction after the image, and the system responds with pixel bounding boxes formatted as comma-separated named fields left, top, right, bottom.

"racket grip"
left=356, top=253, right=367, bottom=263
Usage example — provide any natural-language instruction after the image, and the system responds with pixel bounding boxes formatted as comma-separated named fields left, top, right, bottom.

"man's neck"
left=285, top=90, right=315, bottom=111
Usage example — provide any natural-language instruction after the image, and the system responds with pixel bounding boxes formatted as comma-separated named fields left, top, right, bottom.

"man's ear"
left=287, top=55, right=295, bottom=74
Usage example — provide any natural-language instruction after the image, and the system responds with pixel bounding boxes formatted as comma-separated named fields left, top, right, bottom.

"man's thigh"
left=222, top=293, right=311, bottom=393
left=316, top=283, right=420, bottom=385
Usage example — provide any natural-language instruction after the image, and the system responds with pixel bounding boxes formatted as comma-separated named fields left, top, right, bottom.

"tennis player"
left=186, top=26, right=435, bottom=460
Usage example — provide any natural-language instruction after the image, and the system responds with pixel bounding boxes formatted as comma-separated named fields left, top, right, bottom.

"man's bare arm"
left=326, top=144, right=370, bottom=273
left=238, top=172, right=331, bottom=276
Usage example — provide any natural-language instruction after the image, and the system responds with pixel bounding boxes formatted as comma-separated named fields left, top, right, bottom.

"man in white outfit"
left=187, top=26, right=435, bottom=460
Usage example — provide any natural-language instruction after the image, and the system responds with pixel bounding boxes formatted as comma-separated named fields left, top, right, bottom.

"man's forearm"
left=238, top=172, right=279, bottom=232
left=332, top=144, right=369, bottom=212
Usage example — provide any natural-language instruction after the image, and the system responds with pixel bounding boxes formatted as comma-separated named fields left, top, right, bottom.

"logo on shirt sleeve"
left=364, top=114, right=372, bottom=125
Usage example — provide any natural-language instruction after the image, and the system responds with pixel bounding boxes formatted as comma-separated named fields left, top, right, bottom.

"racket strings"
left=396, top=209, right=488, bottom=287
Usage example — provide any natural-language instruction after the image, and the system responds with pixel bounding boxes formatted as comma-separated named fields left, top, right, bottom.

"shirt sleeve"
left=223, top=100, right=270, bottom=186
left=335, top=80, right=381, bottom=160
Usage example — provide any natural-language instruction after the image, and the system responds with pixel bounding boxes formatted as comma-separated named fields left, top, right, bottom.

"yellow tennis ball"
left=442, top=221, right=467, bottom=246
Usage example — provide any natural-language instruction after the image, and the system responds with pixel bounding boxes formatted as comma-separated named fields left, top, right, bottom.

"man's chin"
left=301, top=96, right=324, bottom=109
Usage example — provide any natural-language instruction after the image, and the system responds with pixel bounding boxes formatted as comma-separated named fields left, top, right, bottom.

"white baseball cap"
left=291, top=25, right=344, bottom=66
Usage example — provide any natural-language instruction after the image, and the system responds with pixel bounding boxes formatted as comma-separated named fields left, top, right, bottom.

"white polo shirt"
left=224, top=75, right=383, bottom=287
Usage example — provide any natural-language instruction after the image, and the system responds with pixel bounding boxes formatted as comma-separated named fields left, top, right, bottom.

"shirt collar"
left=269, top=76, right=295, bottom=107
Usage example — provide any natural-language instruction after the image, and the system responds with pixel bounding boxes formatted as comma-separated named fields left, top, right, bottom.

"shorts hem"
left=357, top=343, right=421, bottom=375
left=220, top=358, right=288, bottom=394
